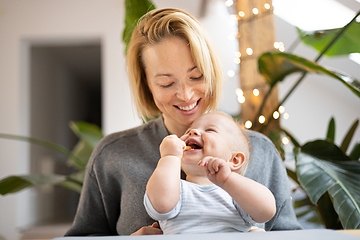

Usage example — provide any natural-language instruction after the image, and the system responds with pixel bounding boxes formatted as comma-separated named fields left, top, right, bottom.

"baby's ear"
left=229, top=152, right=245, bottom=171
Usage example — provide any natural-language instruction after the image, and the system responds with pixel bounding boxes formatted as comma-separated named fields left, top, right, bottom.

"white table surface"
left=56, top=229, right=360, bottom=240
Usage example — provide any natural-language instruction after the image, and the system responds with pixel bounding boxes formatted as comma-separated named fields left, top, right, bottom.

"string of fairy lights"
left=224, top=0, right=290, bottom=140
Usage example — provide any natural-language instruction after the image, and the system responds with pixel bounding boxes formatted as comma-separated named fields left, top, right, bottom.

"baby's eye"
left=205, top=128, right=216, bottom=132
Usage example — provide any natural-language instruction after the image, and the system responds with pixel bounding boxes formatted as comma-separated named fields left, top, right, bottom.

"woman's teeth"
left=178, top=102, right=197, bottom=111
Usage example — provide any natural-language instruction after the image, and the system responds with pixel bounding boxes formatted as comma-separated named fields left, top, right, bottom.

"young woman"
left=65, top=8, right=302, bottom=236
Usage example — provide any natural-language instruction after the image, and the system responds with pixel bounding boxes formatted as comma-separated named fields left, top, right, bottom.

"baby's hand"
left=160, top=135, right=186, bottom=159
left=198, top=156, right=232, bottom=186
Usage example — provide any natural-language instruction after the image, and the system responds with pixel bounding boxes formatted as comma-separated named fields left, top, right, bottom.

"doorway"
left=29, top=43, right=101, bottom=224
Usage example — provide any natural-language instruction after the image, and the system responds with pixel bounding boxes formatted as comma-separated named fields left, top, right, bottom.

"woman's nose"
left=189, top=129, right=200, bottom=136
left=176, top=82, right=193, bottom=101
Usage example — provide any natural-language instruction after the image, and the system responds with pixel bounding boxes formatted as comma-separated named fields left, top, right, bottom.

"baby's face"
left=180, top=112, right=238, bottom=164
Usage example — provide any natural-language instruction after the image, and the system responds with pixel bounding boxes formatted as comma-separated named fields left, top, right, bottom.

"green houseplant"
left=0, top=121, right=103, bottom=195
left=254, top=11, right=360, bottom=229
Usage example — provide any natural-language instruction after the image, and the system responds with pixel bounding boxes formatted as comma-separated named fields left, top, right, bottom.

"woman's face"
left=142, top=37, right=210, bottom=136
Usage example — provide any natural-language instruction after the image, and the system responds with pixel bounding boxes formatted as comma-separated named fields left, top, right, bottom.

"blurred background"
left=0, top=0, right=359, bottom=239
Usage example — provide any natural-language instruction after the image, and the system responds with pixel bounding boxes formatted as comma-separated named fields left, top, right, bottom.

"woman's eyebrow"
left=188, top=66, right=197, bottom=73
left=155, top=66, right=198, bottom=77
left=155, top=73, right=172, bottom=77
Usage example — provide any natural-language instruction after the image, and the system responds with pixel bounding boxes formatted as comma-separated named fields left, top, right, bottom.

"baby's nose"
left=189, top=129, right=200, bottom=136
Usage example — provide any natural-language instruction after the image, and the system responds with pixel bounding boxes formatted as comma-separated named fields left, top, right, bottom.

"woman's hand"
left=249, top=226, right=266, bottom=232
left=130, top=222, right=163, bottom=236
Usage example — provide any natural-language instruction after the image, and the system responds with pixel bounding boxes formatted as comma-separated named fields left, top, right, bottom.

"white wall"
left=274, top=15, right=360, bottom=151
left=0, top=0, right=140, bottom=239
left=0, top=0, right=359, bottom=238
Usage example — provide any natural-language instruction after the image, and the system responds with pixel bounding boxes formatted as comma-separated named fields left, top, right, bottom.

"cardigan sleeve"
left=64, top=130, right=125, bottom=236
left=65, top=117, right=168, bottom=236
left=64, top=156, right=117, bottom=236
left=245, top=130, right=303, bottom=231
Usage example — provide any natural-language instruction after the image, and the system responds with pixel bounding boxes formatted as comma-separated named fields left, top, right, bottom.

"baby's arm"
left=199, top=157, right=276, bottom=223
left=146, top=135, right=185, bottom=214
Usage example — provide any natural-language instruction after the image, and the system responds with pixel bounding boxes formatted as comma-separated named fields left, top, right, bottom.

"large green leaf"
left=295, top=149, right=360, bottom=229
left=286, top=168, right=299, bottom=186
left=294, top=195, right=324, bottom=227
left=0, top=133, right=79, bottom=162
left=67, top=140, right=93, bottom=170
left=326, top=117, right=336, bottom=143
left=350, top=143, right=360, bottom=160
left=0, top=174, right=66, bottom=195
left=302, top=140, right=351, bottom=162
left=122, top=0, right=156, bottom=54
left=317, top=192, right=343, bottom=229
left=67, top=121, right=102, bottom=170
left=298, top=21, right=360, bottom=57
left=258, top=52, right=304, bottom=87
left=340, top=119, right=359, bottom=153
left=69, top=121, right=103, bottom=149
left=60, top=171, right=85, bottom=193
left=258, top=52, right=360, bottom=98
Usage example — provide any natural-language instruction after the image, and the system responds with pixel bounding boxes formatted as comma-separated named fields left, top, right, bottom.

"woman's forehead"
left=142, top=37, right=196, bottom=72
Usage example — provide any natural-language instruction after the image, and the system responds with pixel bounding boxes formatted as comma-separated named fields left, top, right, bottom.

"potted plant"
left=254, top=11, right=360, bottom=229
left=0, top=121, right=103, bottom=195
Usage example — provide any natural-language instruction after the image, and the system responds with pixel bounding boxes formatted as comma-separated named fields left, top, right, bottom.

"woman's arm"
left=65, top=163, right=116, bottom=235
left=146, top=135, right=185, bottom=213
left=245, top=130, right=302, bottom=230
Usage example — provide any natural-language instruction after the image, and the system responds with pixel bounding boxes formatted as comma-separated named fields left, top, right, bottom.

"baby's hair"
left=212, top=111, right=251, bottom=175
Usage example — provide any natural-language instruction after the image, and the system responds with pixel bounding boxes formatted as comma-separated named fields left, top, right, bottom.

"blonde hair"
left=126, top=8, right=224, bottom=120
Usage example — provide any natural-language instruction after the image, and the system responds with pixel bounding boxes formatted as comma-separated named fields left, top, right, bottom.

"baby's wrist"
left=220, top=172, right=235, bottom=188
left=161, top=154, right=182, bottom=161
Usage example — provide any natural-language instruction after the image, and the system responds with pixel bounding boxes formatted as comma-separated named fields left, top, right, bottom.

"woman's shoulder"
left=245, top=130, right=273, bottom=145
left=91, top=117, right=167, bottom=158
left=245, top=130, right=278, bottom=154
left=102, top=117, right=165, bottom=142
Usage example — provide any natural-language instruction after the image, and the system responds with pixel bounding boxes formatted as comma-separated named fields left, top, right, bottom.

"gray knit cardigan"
left=65, top=117, right=302, bottom=236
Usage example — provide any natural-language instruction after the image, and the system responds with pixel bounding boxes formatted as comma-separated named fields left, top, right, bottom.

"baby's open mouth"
left=185, top=143, right=202, bottom=150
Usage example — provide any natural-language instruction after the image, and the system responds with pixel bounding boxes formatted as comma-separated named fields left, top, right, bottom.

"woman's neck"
left=163, top=115, right=188, bottom=137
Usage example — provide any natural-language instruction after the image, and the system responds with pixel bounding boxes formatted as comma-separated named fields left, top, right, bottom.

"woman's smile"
left=175, top=99, right=201, bottom=114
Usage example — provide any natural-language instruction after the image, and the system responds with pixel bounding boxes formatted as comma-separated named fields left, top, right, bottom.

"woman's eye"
left=161, top=82, right=174, bottom=88
left=190, top=74, right=204, bottom=80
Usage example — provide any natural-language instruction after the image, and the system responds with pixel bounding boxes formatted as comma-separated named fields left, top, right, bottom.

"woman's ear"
left=229, top=152, right=245, bottom=171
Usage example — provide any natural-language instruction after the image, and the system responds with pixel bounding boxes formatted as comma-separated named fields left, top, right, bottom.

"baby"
left=144, top=111, right=276, bottom=234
